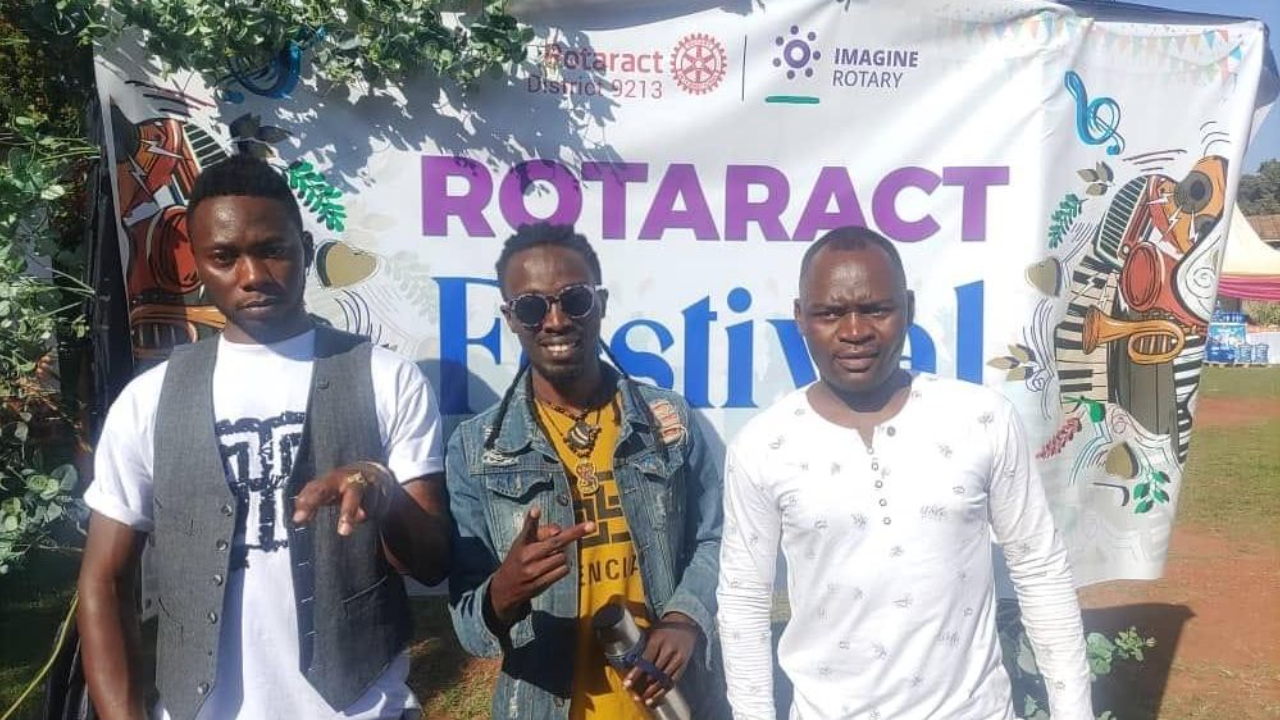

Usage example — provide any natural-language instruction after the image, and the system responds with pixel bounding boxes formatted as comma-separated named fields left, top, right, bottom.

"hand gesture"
left=487, top=506, right=595, bottom=624
left=291, top=461, right=390, bottom=536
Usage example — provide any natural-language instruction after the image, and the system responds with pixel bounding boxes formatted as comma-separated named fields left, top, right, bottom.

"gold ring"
left=345, top=471, right=370, bottom=488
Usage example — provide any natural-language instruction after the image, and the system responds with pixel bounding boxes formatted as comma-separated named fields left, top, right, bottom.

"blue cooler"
left=1206, top=344, right=1236, bottom=364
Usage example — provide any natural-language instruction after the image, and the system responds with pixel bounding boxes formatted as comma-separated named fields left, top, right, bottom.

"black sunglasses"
left=506, top=283, right=601, bottom=329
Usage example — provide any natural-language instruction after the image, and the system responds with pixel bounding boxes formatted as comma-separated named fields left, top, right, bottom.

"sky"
left=1124, top=0, right=1279, bottom=172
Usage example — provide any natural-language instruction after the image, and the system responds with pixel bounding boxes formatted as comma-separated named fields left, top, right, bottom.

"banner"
left=93, top=0, right=1276, bottom=584
left=1207, top=312, right=1248, bottom=363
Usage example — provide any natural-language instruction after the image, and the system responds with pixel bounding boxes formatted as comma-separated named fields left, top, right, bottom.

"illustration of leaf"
left=1135, top=499, right=1154, bottom=514
left=1008, top=344, right=1032, bottom=363
left=1088, top=402, right=1106, bottom=423
left=1134, top=483, right=1150, bottom=500
left=1098, top=162, right=1114, bottom=182
left=988, top=356, right=1019, bottom=370
left=1078, top=168, right=1100, bottom=182
left=1154, top=488, right=1170, bottom=503
left=1006, top=367, right=1031, bottom=381
left=1153, top=471, right=1170, bottom=485
left=1086, top=183, right=1108, bottom=196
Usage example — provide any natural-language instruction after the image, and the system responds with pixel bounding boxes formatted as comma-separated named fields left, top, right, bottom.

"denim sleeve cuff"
left=478, top=575, right=539, bottom=651
left=455, top=574, right=504, bottom=658
left=663, top=589, right=717, bottom=669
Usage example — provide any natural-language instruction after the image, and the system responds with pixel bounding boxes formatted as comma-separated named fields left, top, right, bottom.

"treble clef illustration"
left=223, top=27, right=327, bottom=102
left=1065, top=70, right=1125, bottom=156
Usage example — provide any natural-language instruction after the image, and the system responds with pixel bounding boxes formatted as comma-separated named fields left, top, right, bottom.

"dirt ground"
left=1191, top=396, right=1280, bottom=429
left=1080, top=526, right=1280, bottom=719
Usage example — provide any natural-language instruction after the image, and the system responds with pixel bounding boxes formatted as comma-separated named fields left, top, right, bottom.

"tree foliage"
left=0, top=8, right=97, bottom=576
left=1238, top=160, right=1280, bottom=216
left=1244, top=299, right=1280, bottom=328
left=11, top=0, right=534, bottom=89
left=1, top=0, right=536, bottom=577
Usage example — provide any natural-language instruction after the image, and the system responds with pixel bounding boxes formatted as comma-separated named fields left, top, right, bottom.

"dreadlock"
left=482, top=224, right=670, bottom=461
left=599, top=342, right=670, bottom=466
left=494, top=222, right=602, bottom=297
left=482, top=343, right=670, bottom=466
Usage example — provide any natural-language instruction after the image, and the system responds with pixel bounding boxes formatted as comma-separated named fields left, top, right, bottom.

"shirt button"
left=215, top=540, right=228, bottom=551
left=196, top=682, right=209, bottom=695
left=221, top=504, right=234, bottom=516
left=887, top=426, right=896, bottom=437
left=871, top=462, right=880, bottom=471
left=883, top=517, right=892, bottom=525
left=875, top=480, right=884, bottom=489
left=879, top=499, right=888, bottom=507
left=207, top=611, right=219, bottom=624
left=212, top=574, right=224, bottom=586
left=556, top=493, right=570, bottom=507
left=866, top=446, right=874, bottom=456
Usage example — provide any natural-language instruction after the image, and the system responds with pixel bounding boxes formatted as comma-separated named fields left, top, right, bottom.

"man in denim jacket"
left=446, top=223, right=728, bottom=720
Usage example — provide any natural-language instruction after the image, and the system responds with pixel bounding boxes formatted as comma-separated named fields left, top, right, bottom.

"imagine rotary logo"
left=774, top=26, right=821, bottom=79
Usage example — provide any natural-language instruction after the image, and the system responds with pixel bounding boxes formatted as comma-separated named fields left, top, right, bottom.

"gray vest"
left=149, top=327, right=411, bottom=720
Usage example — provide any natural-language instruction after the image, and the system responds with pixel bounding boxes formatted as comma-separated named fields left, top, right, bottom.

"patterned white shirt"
left=717, top=375, right=1093, bottom=720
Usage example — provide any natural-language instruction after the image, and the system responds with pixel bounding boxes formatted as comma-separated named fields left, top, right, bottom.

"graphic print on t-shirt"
left=216, top=411, right=305, bottom=570
left=573, top=471, right=633, bottom=549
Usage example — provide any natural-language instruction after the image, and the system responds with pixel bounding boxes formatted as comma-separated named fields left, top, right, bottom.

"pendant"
left=575, top=461, right=601, bottom=496
left=565, top=418, right=600, bottom=456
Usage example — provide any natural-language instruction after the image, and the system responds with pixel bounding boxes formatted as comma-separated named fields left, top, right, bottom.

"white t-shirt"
left=85, top=330, right=444, bottom=720
left=717, top=375, right=1093, bottom=720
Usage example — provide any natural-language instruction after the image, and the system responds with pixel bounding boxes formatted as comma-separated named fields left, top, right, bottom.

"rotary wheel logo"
left=671, top=33, right=728, bottom=95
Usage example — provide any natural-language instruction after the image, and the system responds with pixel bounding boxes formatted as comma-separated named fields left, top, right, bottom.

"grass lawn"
left=1179, top=367, right=1280, bottom=544
left=2, top=367, right=1276, bottom=719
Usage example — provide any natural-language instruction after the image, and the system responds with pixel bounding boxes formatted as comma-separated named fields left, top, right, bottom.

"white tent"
left=1220, top=206, right=1280, bottom=301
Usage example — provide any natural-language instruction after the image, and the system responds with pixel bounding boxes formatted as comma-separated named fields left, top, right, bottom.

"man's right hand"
left=487, top=506, right=595, bottom=625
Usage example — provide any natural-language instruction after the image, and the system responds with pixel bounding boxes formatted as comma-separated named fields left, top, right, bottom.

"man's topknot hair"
left=186, top=154, right=304, bottom=233
left=495, top=222, right=602, bottom=296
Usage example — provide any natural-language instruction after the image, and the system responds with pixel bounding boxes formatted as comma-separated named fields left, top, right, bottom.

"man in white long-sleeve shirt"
left=717, top=226, right=1093, bottom=720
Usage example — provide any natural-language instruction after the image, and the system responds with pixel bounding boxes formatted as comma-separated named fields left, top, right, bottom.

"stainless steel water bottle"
left=592, top=602, right=694, bottom=720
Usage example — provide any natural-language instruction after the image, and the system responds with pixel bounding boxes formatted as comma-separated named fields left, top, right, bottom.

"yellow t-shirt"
left=535, top=395, right=650, bottom=720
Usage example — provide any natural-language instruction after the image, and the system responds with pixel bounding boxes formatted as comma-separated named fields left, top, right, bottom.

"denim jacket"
left=446, top=369, right=728, bottom=719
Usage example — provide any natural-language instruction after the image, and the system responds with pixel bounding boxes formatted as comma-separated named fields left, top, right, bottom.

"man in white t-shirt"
left=77, top=155, right=450, bottom=720
left=717, top=226, right=1094, bottom=720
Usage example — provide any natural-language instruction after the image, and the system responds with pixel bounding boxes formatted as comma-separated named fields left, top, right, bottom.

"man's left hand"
left=624, top=611, right=700, bottom=707
left=292, top=461, right=391, bottom=536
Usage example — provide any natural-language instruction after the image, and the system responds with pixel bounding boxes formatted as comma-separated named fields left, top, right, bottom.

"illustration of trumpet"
left=1082, top=307, right=1186, bottom=365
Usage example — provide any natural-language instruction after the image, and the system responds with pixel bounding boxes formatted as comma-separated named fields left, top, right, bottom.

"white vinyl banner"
left=94, top=0, right=1275, bottom=584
